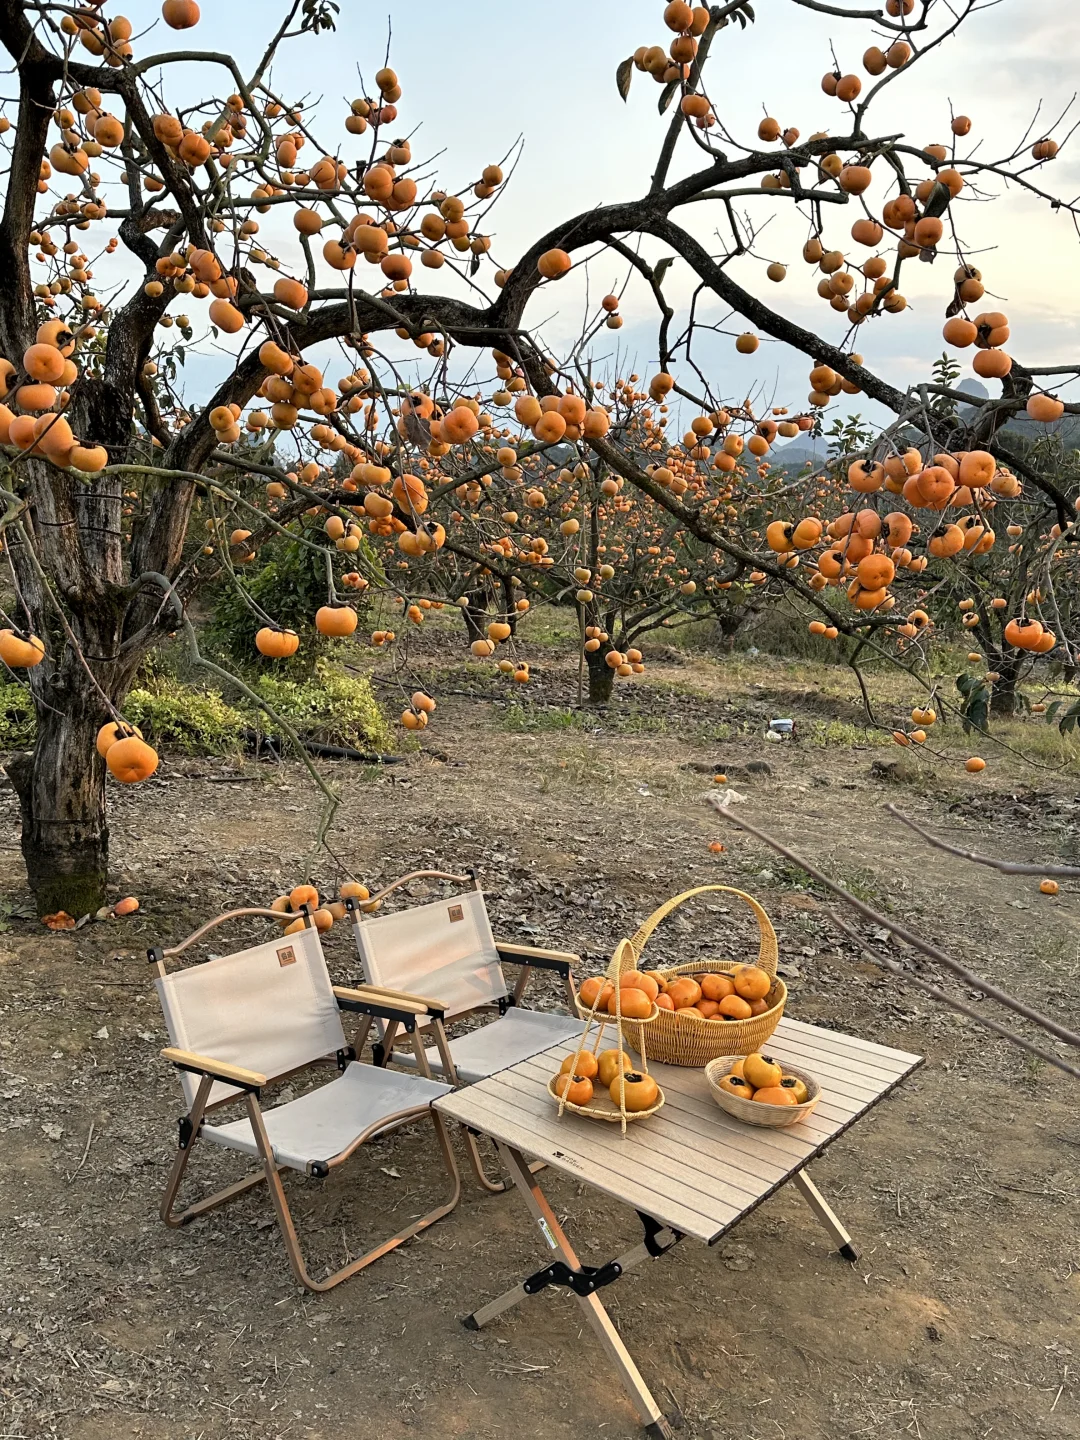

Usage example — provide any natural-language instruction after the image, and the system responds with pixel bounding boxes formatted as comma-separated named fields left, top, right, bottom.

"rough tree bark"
left=585, top=642, right=615, bottom=705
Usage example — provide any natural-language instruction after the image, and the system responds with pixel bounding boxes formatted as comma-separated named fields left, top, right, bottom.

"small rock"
left=720, top=1242, right=755, bottom=1272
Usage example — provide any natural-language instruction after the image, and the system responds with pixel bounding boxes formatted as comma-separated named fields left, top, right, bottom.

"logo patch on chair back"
left=277, top=945, right=297, bottom=967
left=448, top=904, right=464, bottom=923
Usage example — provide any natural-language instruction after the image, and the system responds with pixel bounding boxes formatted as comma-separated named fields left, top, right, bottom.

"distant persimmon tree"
left=0, top=0, right=1077, bottom=919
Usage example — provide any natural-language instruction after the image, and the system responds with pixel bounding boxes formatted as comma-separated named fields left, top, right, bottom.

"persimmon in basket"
left=553, top=1072, right=594, bottom=1106
left=719, top=1053, right=809, bottom=1106
left=575, top=962, right=777, bottom=1024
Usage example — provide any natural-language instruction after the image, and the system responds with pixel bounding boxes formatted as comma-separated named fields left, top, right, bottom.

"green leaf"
left=653, top=256, right=673, bottom=288
left=616, top=57, right=634, bottom=102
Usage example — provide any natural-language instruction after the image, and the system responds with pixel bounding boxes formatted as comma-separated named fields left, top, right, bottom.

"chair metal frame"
left=151, top=907, right=461, bottom=1293
left=347, top=870, right=580, bottom=1193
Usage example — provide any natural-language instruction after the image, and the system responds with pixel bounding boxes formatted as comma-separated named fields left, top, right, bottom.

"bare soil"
left=2, top=653, right=1078, bottom=1440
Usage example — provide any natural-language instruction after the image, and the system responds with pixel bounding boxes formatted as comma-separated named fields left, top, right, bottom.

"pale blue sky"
left=86, top=1, right=1080, bottom=425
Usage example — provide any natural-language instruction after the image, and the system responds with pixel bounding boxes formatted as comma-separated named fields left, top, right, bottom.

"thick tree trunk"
left=989, top=653, right=1022, bottom=716
left=7, top=666, right=112, bottom=918
left=460, top=589, right=489, bottom=644
left=585, top=643, right=615, bottom=704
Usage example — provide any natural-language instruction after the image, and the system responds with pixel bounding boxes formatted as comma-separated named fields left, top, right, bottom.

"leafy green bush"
left=125, top=682, right=247, bottom=753
left=0, top=682, right=35, bottom=750
left=249, top=661, right=393, bottom=752
left=209, top=534, right=370, bottom=670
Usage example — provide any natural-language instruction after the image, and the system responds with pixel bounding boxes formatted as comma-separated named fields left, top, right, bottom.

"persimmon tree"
left=1, top=0, right=1077, bottom=921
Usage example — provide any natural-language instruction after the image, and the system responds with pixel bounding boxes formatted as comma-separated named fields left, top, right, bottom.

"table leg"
left=490, top=1143, right=674, bottom=1439
left=794, top=1168, right=859, bottom=1262
left=466, top=1238, right=662, bottom=1330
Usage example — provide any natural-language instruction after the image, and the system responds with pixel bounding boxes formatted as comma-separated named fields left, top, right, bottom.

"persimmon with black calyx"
left=95, top=720, right=142, bottom=757
left=743, top=1053, right=782, bottom=1089
left=608, top=1070, right=659, bottom=1112
left=0, top=630, right=46, bottom=668
left=554, top=1072, right=594, bottom=1107
left=717, top=1073, right=754, bottom=1098
left=752, top=1086, right=798, bottom=1107
left=780, top=1075, right=810, bottom=1104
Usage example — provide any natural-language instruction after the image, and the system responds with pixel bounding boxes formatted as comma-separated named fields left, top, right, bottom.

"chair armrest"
left=333, top=984, right=446, bottom=1021
left=496, top=941, right=579, bottom=976
left=161, top=1047, right=266, bottom=1090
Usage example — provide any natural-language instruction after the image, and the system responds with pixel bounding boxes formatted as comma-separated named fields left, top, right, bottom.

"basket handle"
left=625, top=885, right=778, bottom=979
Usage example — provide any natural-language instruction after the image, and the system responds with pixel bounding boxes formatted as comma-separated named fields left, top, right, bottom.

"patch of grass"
left=695, top=721, right=737, bottom=743
left=804, top=720, right=893, bottom=749
left=499, top=703, right=589, bottom=734
left=613, top=711, right=671, bottom=736
left=991, top=718, right=1080, bottom=771
left=834, top=866, right=887, bottom=906
left=0, top=681, right=35, bottom=750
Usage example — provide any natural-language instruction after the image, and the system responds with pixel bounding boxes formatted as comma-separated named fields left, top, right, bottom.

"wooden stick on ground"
left=823, top=908, right=1080, bottom=1081
left=708, top=798, right=1080, bottom=1052
left=885, top=803, right=1080, bottom=879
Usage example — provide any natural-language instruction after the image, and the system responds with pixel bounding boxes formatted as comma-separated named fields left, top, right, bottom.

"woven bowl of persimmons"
left=705, top=1054, right=821, bottom=1128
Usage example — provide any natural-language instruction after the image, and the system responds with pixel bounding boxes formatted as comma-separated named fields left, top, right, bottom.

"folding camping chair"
left=346, top=870, right=584, bottom=1191
left=150, top=907, right=461, bottom=1292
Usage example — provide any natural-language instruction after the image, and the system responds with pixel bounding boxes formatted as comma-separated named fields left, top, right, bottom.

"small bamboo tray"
left=705, top=1056, right=821, bottom=1129
left=546, top=1073, right=665, bottom=1123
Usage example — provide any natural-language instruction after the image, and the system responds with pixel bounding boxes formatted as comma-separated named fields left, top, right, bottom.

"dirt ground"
left=2, top=650, right=1078, bottom=1440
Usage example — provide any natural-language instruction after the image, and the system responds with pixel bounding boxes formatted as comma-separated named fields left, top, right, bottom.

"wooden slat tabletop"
left=435, top=1016, right=922, bottom=1244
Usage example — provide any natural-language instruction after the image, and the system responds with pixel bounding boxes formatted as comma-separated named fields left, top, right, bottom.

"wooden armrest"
left=496, top=941, right=580, bottom=971
left=333, top=984, right=447, bottom=1016
left=161, top=1047, right=266, bottom=1088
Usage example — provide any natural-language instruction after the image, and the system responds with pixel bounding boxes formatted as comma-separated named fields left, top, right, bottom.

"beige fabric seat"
left=414, top=1008, right=584, bottom=1085
left=203, top=1062, right=450, bottom=1172
left=348, top=875, right=581, bottom=1191
left=151, top=908, right=461, bottom=1292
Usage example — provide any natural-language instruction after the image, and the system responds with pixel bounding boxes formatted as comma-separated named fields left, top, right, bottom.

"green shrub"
left=125, top=682, right=247, bottom=754
left=209, top=534, right=371, bottom=670
left=0, top=681, right=35, bottom=750
left=1, top=662, right=393, bottom=758
left=249, top=661, right=394, bottom=752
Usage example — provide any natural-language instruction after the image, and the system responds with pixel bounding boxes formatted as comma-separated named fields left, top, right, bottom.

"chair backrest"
left=155, top=923, right=345, bottom=1108
left=352, top=889, right=505, bottom=1022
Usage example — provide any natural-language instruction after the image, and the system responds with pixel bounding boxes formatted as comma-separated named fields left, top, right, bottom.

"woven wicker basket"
left=617, top=885, right=785, bottom=1067
left=705, top=1056, right=820, bottom=1128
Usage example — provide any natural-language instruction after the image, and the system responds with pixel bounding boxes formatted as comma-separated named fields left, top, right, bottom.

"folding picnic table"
left=436, top=1015, right=922, bottom=1437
